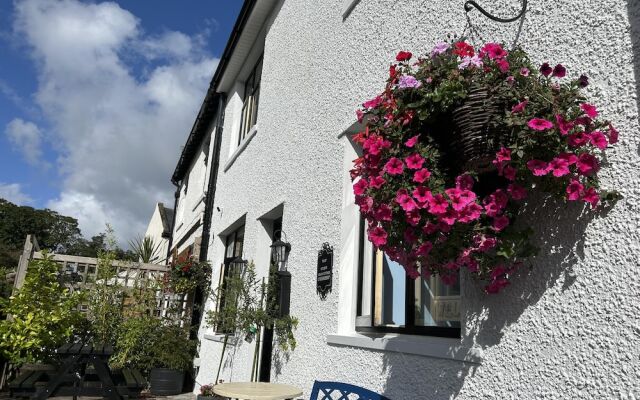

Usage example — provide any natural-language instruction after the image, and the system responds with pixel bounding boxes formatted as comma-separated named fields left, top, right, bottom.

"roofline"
left=171, top=0, right=258, bottom=185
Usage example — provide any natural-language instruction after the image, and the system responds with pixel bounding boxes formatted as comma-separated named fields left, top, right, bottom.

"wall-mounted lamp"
left=270, top=230, right=292, bottom=317
left=229, top=256, right=248, bottom=275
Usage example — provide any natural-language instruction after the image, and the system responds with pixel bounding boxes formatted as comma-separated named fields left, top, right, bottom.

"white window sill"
left=326, top=333, right=483, bottom=364
left=203, top=333, right=238, bottom=345
left=223, top=125, right=258, bottom=172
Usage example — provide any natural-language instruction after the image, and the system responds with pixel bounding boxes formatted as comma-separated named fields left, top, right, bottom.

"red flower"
left=356, top=109, right=364, bottom=123
left=557, top=152, right=578, bottom=165
left=412, top=186, right=431, bottom=203
left=526, top=159, right=549, bottom=176
left=453, top=41, right=474, bottom=57
left=492, top=215, right=510, bottom=231
left=607, top=124, right=619, bottom=144
left=374, top=204, right=393, bottom=221
left=457, top=203, right=482, bottom=223
left=511, top=100, right=528, bottom=114
left=416, top=241, right=433, bottom=256
left=427, top=193, right=448, bottom=215
left=363, top=96, right=383, bottom=109
left=502, top=165, right=516, bottom=181
left=396, top=190, right=417, bottom=212
left=548, top=158, right=570, bottom=177
left=496, top=59, right=510, bottom=73
left=589, top=131, right=608, bottom=150
left=567, top=132, right=588, bottom=148
left=495, top=147, right=511, bottom=163
left=480, top=43, right=507, bottom=59
left=353, top=179, right=368, bottom=195
left=369, top=175, right=386, bottom=189
left=540, top=62, right=553, bottom=77
left=576, top=153, right=599, bottom=175
left=552, top=64, right=566, bottom=78
left=528, top=118, right=554, bottom=131
left=566, top=179, right=584, bottom=201
left=507, top=184, right=528, bottom=200
left=582, top=187, right=600, bottom=208
left=395, top=51, right=413, bottom=61
left=455, top=174, right=474, bottom=190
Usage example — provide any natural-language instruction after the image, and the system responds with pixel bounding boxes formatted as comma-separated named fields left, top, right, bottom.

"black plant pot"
left=196, top=396, right=219, bottom=400
left=149, top=368, right=185, bottom=396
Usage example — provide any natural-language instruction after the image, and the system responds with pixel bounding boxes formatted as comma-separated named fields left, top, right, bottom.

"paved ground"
left=0, top=393, right=196, bottom=399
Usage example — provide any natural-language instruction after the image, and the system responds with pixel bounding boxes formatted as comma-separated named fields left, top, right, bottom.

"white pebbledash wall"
left=195, top=1, right=640, bottom=398
left=143, top=203, right=170, bottom=263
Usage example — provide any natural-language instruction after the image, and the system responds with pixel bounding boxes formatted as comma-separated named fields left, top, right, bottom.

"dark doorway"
left=258, top=217, right=282, bottom=382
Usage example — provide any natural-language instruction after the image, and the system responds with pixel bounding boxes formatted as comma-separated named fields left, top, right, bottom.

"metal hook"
left=464, top=0, right=527, bottom=23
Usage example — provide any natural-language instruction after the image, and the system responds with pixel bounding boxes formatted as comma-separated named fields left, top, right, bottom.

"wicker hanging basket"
left=448, top=87, right=504, bottom=172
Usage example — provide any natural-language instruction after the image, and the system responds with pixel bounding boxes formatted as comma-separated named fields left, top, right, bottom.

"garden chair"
left=310, top=381, right=391, bottom=400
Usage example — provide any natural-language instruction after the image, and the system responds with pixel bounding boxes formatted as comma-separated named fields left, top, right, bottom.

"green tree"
left=0, top=253, right=85, bottom=364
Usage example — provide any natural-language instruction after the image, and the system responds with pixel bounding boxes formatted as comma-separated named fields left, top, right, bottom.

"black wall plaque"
left=317, top=242, right=333, bottom=299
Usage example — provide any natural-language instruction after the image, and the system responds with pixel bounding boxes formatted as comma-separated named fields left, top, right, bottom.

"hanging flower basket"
left=352, top=41, right=619, bottom=293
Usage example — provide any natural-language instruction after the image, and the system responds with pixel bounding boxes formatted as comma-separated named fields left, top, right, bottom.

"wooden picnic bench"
left=8, top=343, right=146, bottom=399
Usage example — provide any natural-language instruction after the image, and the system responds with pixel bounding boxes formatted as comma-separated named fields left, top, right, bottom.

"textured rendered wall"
left=196, top=1, right=640, bottom=398
left=143, top=204, right=170, bottom=262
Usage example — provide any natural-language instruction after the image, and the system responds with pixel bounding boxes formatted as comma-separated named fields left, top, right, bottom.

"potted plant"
left=197, top=384, right=226, bottom=400
left=352, top=41, right=619, bottom=293
left=148, top=324, right=196, bottom=396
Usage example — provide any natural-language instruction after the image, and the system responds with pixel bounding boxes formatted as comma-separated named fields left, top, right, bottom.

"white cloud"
left=5, top=118, right=49, bottom=168
left=0, top=183, right=33, bottom=205
left=14, top=0, right=217, bottom=244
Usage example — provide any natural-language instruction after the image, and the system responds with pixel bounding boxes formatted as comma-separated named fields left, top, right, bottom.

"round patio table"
left=213, top=382, right=303, bottom=400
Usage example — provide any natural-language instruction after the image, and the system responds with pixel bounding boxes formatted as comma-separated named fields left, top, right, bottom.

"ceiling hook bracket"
left=464, top=0, right=528, bottom=23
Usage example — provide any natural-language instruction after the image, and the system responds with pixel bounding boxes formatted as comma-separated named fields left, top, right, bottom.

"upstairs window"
left=356, top=218, right=461, bottom=338
left=238, top=56, right=263, bottom=145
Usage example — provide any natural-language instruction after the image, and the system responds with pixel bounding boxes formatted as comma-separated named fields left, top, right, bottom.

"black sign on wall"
left=317, top=242, right=333, bottom=299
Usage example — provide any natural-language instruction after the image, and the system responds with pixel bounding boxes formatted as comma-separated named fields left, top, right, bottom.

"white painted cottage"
left=168, top=0, right=640, bottom=398
left=142, top=202, right=173, bottom=264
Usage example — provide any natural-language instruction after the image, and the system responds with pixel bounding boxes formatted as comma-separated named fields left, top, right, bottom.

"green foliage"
left=148, top=324, right=196, bottom=371
left=166, top=255, right=211, bottom=295
left=129, top=235, right=164, bottom=263
left=110, top=314, right=160, bottom=372
left=0, top=253, right=85, bottom=364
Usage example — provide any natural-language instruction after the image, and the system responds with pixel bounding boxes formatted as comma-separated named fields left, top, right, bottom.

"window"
left=356, top=218, right=461, bottom=338
left=216, top=224, right=245, bottom=333
left=238, top=56, right=263, bottom=145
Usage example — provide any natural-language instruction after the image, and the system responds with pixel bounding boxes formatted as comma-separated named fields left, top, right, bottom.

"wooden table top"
left=213, top=382, right=303, bottom=400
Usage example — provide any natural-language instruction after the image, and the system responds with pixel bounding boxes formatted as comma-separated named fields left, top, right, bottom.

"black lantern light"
left=229, top=256, right=248, bottom=275
left=270, top=230, right=292, bottom=317
left=270, top=231, right=291, bottom=271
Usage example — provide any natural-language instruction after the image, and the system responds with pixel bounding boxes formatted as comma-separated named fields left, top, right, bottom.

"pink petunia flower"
left=413, top=168, right=431, bottom=183
left=405, top=209, right=422, bottom=226
left=528, top=118, right=554, bottom=131
left=568, top=132, right=588, bottom=148
left=495, top=147, right=511, bottom=162
left=511, top=100, right=528, bottom=114
left=396, top=190, right=417, bottom=212
left=405, top=153, right=425, bottom=170
left=369, top=175, right=386, bottom=189
left=445, top=188, right=476, bottom=211
left=459, top=55, right=483, bottom=69
left=431, top=42, right=450, bottom=56
left=368, top=226, right=388, bottom=247
left=384, top=157, right=404, bottom=175
left=427, top=193, right=448, bottom=215
left=580, top=103, right=598, bottom=118
left=457, top=203, right=482, bottom=223
left=353, top=179, right=368, bottom=195
left=526, top=159, right=549, bottom=176
left=552, top=64, right=566, bottom=78
left=582, top=187, right=600, bottom=208
left=356, top=109, right=364, bottom=123
left=416, top=241, right=433, bottom=256
left=548, top=158, right=571, bottom=177
left=566, top=179, right=584, bottom=201
left=405, top=135, right=420, bottom=147
left=374, top=204, right=393, bottom=221
left=480, top=43, right=508, bottom=59
left=589, top=131, right=608, bottom=150
left=520, top=67, right=530, bottom=76
left=555, top=114, right=574, bottom=135
left=507, top=183, right=528, bottom=200
left=474, top=235, right=498, bottom=252
left=439, top=209, right=458, bottom=226
left=557, top=152, right=578, bottom=165
left=576, top=153, right=599, bottom=175
left=412, top=186, right=432, bottom=203
left=492, top=215, right=510, bottom=231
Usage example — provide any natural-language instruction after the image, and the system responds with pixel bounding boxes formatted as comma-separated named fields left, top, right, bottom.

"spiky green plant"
left=129, top=235, right=163, bottom=263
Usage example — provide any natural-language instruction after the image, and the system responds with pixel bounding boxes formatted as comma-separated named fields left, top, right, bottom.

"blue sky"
left=0, top=0, right=242, bottom=242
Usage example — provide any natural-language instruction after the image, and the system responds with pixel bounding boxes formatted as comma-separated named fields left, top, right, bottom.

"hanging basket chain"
left=464, top=0, right=528, bottom=23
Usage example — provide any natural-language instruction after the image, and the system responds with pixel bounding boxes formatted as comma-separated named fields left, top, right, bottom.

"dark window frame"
left=216, top=224, right=246, bottom=333
left=355, top=218, right=461, bottom=339
left=237, top=55, right=263, bottom=146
